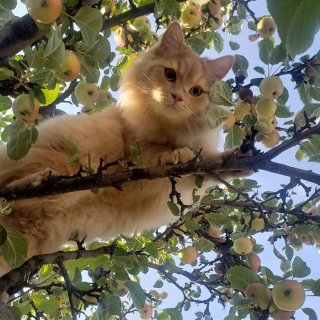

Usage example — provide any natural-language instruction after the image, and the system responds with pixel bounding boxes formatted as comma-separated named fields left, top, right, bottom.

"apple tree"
left=0, top=0, right=319, bottom=319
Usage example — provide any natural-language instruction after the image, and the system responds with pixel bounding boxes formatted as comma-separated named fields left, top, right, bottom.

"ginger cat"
left=0, top=22, right=241, bottom=275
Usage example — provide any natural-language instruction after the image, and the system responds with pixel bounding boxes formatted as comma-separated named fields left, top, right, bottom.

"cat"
left=0, top=22, right=244, bottom=276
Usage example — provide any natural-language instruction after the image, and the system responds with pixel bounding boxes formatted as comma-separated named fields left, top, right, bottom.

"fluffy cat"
left=0, top=22, right=240, bottom=275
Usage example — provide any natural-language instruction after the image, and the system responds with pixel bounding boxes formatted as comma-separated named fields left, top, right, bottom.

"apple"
left=54, top=50, right=81, bottom=82
left=244, top=283, right=272, bottom=310
left=306, top=58, right=320, bottom=79
left=75, top=81, right=99, bottom=105
left=295, top=232, right=312, bottom=246
left=133, top=16, right=152, bottom=32
left=251, top=216, right=265, bottom=231
left=97, top=89, right=113, bottom=107
left=214, top=262, right=224, bottom=274
left=25, top=0, right=62, bottom=24
left=249, top=34, right=259, bottom=42
left=208, top=0, right=221, bottom=17
left=307, top=206, right=319, bottom=215
left=256, top=115, right=277, bottom=134
left=146, top=31, right=159, bottom=45
left=270, top=308, right=295, bottom=320
left=257, top=17, right=276, bottom=38
left=239, top=87, right=253, bottom=103
left=310, top=231, right=320, bottom=245
left=259, top=76, right=284, bottom=100
left=249, top=253, right=261, bottom=272
left=233, top=237, right=253, bottom=255
left=81, top=105, right=100, bottom=114
left=222, top=110, right=236, bottom=130
left=207, top=225, right=221, bottom=238
left=209, top=13, right=223, bottom=30
left=114, top=26, right=126, bottom=47
left=256, top=98, right=277, bottom=118
left=234, top=101, right=251, bottom=120
left=12, top=94, right=40, bottom=123
left=181, top=5, right=202, bottom=28
left=272, top=280, right=305, bottom=311
left=261, top=130, right=280, bottom=148
left=178, top=246, right=198, bottom=264
left=138, top=304, right=153, bottom=319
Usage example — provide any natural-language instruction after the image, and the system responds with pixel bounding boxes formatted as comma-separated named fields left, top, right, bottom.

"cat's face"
left=119, top=22, right=234, bottom=126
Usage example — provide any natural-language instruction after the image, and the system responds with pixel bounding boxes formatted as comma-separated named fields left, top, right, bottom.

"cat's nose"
left=171, top=92, right=184, bottom=103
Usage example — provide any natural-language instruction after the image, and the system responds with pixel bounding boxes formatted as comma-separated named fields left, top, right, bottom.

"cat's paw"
left=160, top=147, right=195, bottom=165
left=32, top=168, right=60, bottom=187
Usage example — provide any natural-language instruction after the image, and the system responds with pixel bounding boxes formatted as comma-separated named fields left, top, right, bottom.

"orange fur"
left=0, top=22, right=235, bottom=274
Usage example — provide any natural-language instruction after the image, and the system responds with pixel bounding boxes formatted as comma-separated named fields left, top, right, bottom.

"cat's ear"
left=159, top=22, right=184, bottom=53
left=207, top=55, right=234, bottom=82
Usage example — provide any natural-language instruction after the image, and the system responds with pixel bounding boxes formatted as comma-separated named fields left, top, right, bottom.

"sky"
left=11, top=1, right=320, bottom=319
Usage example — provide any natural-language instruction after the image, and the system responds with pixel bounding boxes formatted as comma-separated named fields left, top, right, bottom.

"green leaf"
left=285, top=245, right=294, bottom=261
left=254, top=66, right=265, bottom=75
left=79, top=55, right=100, bottom=83
left=267, top=0, right=320, bottom=57
left=185, top=37, right=207, bottom=55
left=72, top=8, right=103, bottom=48
left=302, top=308, right=318, bottom=320
left=226, top=266, right=259, bottom=291
left=0, top=225, right=7, bottom=245
left=106, top=296, right=121, bottom=315
left=275, top=104, right=294, bottom=118
left=229, top=41, right=240, bottom=50
left=237, top=3, right=246, bottom=19
left=88, top=35, right=111, bottom=61
left=64, top=140, right=78, bottom=154
left=205, top=213, right=229, bottom=227
left=268, top=43, right=287, bottom=65
left=200, top=194, right=214, bottom=203
left=184, top=219, right=199, bottom=231
left=209, top=81, right=233, bottom=106
left=258, top=37, right=275, bottom=64
left=161, top=0, right=181, bottom=20
left=195, top=176, right=203, bottom=188
left=32, top=294, right=59, bottom=317
left=194, top=238, right=214, bottom=252
left=224, top=125, right=243, bottom=150
left=124, top=280, right=145, bottom=310
left=273, top=246, right=286, bottom=260
left=163, top=308, right=182, bottom=320
left=0, top=95, right=12, bottom=111
left=167, top=201, right=180, bottom=216
left=145, top=242, right=158, bottom=258
left=0, top=228, right=27, bottom=268
left=207, top=106, right=230, bottom=129
left=292, top=256, right=311, bottom=278
left=248, top=21, right=256, bottom=31
left=212, top=31, right=224, bottom=53
left=310, top=86, right=320, bottom=101
left=297, top=83, right=312, bottom=105
left=0, top=0, right=17, bottom=10
left=0, top=67, right=14, bottom=80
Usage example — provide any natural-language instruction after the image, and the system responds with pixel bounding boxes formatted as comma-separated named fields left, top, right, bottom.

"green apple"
left=233, top=237, right=253, bottom=255
left=272, top=280, right=305, bottom=311
left=75, top=81, right=99, bottom=105
left=251, top=216, right=265, bottom=231
left=222, top=110, right=236, bottom=130
left=207, top=0, right=221, bottom=17
left=138, top=304, right=153, bottom=319
left=234, top=101, right=251, bottom=120
left=133, top=16, right=152, bottom=32
left=249, top=253, right=261, bottom=272
left=54, top=50, right=81, bottom=82
left=256, top=98, right=277, bottom=118
left=12, top=94, right=40, bottom=123
left=114, top=26, right=126, bottom=47
left=244, top=283, right=272, bottom=310
left=81, top=105, right=100, bottom=114
left=261, top=130, right=280, bottom=148
left=259, top=76, right=284, bottom=100
left=257, top=17, right=276, bottom=38
left=178, top=246, right=198, bottom=264
left=97, top=89, right=113, bottom=107
left=256, top=115, right=277, bottom=134
left=209, top=13, right=223, bottom=30
left=25, top=0, right=62, bottom=24
left=181, top=5, right=202, bottom=28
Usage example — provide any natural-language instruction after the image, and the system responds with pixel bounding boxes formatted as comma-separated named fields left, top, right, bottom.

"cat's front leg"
left=159, top=147, right=195, bottom=165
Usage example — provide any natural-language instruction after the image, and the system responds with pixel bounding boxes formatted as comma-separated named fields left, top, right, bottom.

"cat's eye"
left=190, top=86, right=202, bottom=97
left=164, top=68, right=176, bottom=82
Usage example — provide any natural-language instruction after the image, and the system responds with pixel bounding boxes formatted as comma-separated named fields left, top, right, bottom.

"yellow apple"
left=75, top=81, right=99, bottom=105
left=25, top=0, right=62, bottom=24
left=233, top=237, right=253, bottom=255
left=178, top=246, right=198, bottom=264
left=12, top=94, right=40, bottom=123
left=133, top=16, right=152, bottom=32
left=54, top=50, right=81, bottom=82
left=138, top=304, right=153, bottom=319
left=222, top=110, right=236, bottom=130
left=97, top=89, right=113, bottom=107
left=256, top=115, right=277, bottom=134
left=207, top=0, right=221, bottom=16
left=114, top=26, right=126, bottom=47
left=257, top=17, right=276, bottom=38
left=209, top=13, right=223, bottom=30
left=251, top=216, right=265, bottom=231
left=256, top=98, right=277, bottom=118
left=272, top=280, right=305, bottom=311
left=181, top=5, right=202, bottom=28
left=259, top=76, right=284, bottom=100
left=249, top=253, right=261, bottom=272
left=244, top=283, right=272, bottom=310
left=261, top=130, right=280, bottom=148
left=234, top=101, right=251, bottom=120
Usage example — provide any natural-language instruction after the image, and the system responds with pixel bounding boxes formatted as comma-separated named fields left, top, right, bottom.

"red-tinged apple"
left=310, top=231, right=320, bottom=245
left=208, top=0, right=221, bottom=16
left=234, top=101, right=251, bottom=120
left=97, top=89, right=113, bottom=107
left=178, top=246, right=198, bottom=264
left=259, top=76, right=284, bottom=100
left=209, top=13, right=223, bottom=30
left=12, top=94, right=40, bottom=123
left=233, top=237, right=253, bottom=255
left=306, top=58, right=320, bottom=79
left=54, top=51, right=81, bottom=82
left=207, top=225, right=221, bottom=238
left=222, top=110, right=236, bottom=130
left=256, top=115, right=277, bottom=134
left=256, top=98, right=277, bottom=118
left=114, top=26, right=126, bottom=47
left=181, top=5, right=202, bottom=28
left=261, top=130, right=280, bottom=148
left=25, top=0, right=62, bottom=24
left=75, top=81, right=99, bottom=105
left=295, top=233, right=312, bottom=246
left=133, top=16, right=152, bottom=32
left=257, top=17, right=276, bottom=38
left=272, top=280, right=305, bottom=311
left=249, top=254, right=261, bottom=272
left=244, top=283, right=272, bottom=310
left=138, top=304, right=153, bottom=319
left=306, top=206, right=319, bottom=214
left=239, top=87, right=253, bottom=103
left=270, top=308, right=295, bottom=320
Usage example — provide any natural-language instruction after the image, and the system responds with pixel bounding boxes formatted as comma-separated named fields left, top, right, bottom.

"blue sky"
left=12, top=1, right=320, bottom=319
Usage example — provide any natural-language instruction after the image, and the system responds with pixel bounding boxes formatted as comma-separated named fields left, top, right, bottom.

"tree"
left=0, top=0, right=319, bottom=319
